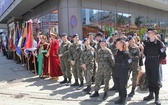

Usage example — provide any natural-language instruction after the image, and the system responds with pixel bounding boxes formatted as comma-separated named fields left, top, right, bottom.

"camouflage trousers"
left=60, top=58, right=72, bottom=79
left=83, top=65, right=93, bottom=86
left=71, top=60, right=84, bottom=81
left=129, top=67, right=139, bottom=88
left=94, top=69, right=111, bottom=92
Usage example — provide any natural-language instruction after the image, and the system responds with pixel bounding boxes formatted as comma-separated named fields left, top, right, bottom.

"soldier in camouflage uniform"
left=81, top=38, right=95, bottom=94
left=108, top=33, right=119, bottom=91
left=88, top=33, right=97, bottom=83
left=127, top=36, right=141, bottom=97
left=59, top=33, right=72, bottom=84
left=69, top=34, right=84, bottom=88
left=90, top=39, right=115, bottom=100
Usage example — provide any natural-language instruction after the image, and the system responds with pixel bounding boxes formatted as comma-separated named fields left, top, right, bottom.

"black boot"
left=120, top=97, right=127, bottom=105
left=77, top=80, right=84, bottom=90
left=71, top=79, right=79, bottom=86
left=143, top=91, right=154, bottom=101
left=86, top=86, right=91, bottom=94
left=155, top=93, right=161, bottom=105
left=67, top=78, right=71, bottom=83
left=83, top=86, right=88, bottom=92
left=109, top=86, right=117, bottom=91
left=90, top=91, right=99, bottom=97
left=102, top=91, right=108, bottom=100
left=115, top=96, right=122, bottom=104
left=91, top=76, right=95, bottom=84
left=128, top=87, right=135, bottom=97
left=60, top=78, right=67, bottom=84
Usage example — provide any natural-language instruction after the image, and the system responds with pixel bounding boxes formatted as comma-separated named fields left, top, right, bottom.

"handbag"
left=161, top=58, right=167, bottom=65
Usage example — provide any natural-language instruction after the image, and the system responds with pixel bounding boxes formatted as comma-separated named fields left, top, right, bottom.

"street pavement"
left=0, top=51, right=168, bottom=105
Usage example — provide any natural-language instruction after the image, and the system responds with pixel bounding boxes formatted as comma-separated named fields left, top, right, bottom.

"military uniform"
left=143, top=38, right=166, bottom=104
left=91, top=46, right=115, bottom=99
left=114, top=50, right=132, bottom=105
left=81, top=45, right=95, bottom=93
left=59, top=40, right=72, bottom=83
left=108, top=42, right=118, bottom=91
left=69, top=41, right=84, bottom=86
left=128, top=43, right=141, bottom=97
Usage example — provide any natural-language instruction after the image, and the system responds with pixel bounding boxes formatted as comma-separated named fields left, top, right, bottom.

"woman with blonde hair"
left=114, top=38, right=132, bottom=105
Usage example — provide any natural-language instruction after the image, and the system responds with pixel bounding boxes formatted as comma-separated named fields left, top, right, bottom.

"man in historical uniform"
left=59, top=33, right=72, bottom=84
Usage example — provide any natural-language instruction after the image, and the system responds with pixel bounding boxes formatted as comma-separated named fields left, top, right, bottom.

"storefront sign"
left=0, top=0, right=14, bottom=16
left=71, top=15, right=77, bottom=27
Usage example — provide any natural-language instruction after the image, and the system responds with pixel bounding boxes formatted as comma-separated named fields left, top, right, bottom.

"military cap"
left=72, top=33, right=79, bottom=38
left=61, top=33, right=68, bottom=37
left=147, top=27, right=157, bottom=33
left=99, top=38, right=106, bottom=43
left=83, top=38, right=88, bottom=43
left=96, top=32, right=103, bottom=37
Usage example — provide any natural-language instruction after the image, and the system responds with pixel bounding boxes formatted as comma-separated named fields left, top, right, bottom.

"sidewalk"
left=0, top=52, right=168, bottom=105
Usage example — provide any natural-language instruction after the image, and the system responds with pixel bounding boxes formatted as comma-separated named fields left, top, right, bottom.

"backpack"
left=139, top=73, right=148, bottom=91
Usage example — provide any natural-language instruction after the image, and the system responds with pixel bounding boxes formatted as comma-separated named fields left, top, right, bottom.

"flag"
left=16, top=29, right=23, bottom=60
left=25, top=22, right=33, bottom=49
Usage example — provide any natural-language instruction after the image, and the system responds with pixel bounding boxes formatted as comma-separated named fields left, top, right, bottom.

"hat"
left=72, top=33, right=79, bottom=38
left=96, top=32, right=103, bottom=37
left=61, top=33, right=68, bottom=37
left=127, top=36, right=133, bottom=41
left=147, top=27, right=157, bottom=33
left=83, top=38, right=88, bottom=43
left=50, top=32, right=57, bottom=37
left=99, top=38, right=106, bottom=43
left=116, top=38, right=126, bottom=42
left=89, top=32, right=95, bottom=36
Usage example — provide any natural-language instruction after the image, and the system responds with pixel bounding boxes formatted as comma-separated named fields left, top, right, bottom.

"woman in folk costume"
left=37, top=35, right=49, bottom=77
left=48, top=33, right=62, bottom=80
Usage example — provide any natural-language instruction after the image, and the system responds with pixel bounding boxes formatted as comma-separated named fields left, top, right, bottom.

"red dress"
left=43, top=43, right=49, bottom=76
left=49, top=39, right=62, bottom=77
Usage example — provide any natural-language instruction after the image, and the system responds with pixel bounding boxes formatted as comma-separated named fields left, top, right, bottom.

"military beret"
left=99, top=38, right=106, bottom=43
left=61, top=33, right=68, bottom=37
left=147, top=27, right=157, bottom=33
left=83, top=38, right=88, bottom=43
left=96, top=32, right=103, bottom=37
left=72, top=33, right=79, bottom=38
left=127, top=36, right=133, bottom=41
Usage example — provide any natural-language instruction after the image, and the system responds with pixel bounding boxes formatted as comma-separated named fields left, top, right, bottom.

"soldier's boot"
left=128, top=87, right=135, bottom=97
left=67, top=78, right=71, bottom=83
left=115, top=96, right=122, bottom=104
left=90, top=91, right=99, bottom=97
left=102, top=91, right=108, bottom=100
left=155, top=93, right=161, bottom=105
left=60, top=78, right=67, bottom=84
left=101, top=79, right=104, bottom=85
left=71, top=79, right=79, bottom=86
left=83, top=86, right=88, bottom=92
left=143, top=91, right=154, bottom=101
left=91, top=76, right=95, bottom=84
left=109, top=86, right=117, bottom=91
left=77, top=80, right=84, bottom=90
left=86, top=86, right=91, bottom=94
left=120, top=97, right=127, bottom=105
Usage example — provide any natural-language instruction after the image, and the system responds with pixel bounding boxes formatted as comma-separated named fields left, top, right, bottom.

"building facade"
left=0, top=0, right=168, bottom=39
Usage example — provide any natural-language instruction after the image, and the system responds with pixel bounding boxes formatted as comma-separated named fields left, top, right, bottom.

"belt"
left=115, top=63, right=126, bottom=66
left=146, top=56, right=158, bottom=59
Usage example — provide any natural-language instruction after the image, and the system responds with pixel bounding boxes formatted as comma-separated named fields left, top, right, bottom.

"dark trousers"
left=145, top=59, right=161, bottom=94
left=115, top=77, right=128, bottom=98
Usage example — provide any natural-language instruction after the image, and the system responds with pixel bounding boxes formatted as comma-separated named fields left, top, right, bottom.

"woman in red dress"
left=49, top=33, right=62, bottom=80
